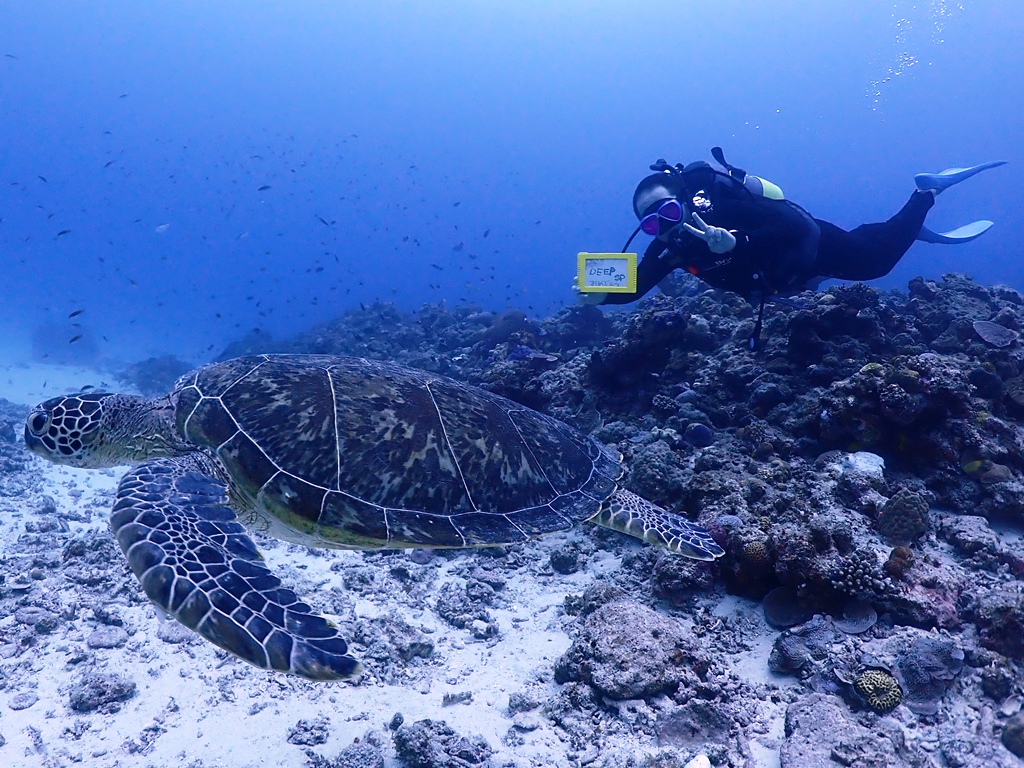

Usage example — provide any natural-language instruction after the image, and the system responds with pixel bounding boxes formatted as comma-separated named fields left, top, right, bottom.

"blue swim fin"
left=917, top=220, right=993, bottom=244
left=915, top=161, right=1006, bottom=194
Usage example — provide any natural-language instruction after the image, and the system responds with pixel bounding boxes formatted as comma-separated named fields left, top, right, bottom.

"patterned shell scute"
left=189, top=356, right=339, bottom=487
left=330, top=357, right=623, bottom=516
left=174, top=355, right=623, bottom=542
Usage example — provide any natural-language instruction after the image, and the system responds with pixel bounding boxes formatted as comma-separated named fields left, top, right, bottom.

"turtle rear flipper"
left=111, top=456, right=361, bottom=681
left=593, top=489, right=725, bottom=561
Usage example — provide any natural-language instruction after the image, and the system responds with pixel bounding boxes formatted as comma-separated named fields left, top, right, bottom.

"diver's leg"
left=813, top=191, right=934, bottom=282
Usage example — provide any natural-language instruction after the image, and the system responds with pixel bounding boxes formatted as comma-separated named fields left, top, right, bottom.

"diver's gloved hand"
left=683, top=213, right=737, bottom=254
left=572, top=278, right=607, bottom=306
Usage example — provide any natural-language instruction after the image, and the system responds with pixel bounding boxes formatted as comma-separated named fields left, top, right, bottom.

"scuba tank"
left=710, top=146, right=784, bottom=200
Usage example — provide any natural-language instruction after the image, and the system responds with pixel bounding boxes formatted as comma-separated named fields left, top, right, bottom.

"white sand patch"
left=711, top=594, right=796, bottom=768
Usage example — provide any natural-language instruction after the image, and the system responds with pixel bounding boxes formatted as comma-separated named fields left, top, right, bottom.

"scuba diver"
left=580, top=147, right=1005, bottom=350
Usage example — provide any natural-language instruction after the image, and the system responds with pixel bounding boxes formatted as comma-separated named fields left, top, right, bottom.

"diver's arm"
left=599, top=240, right=677, bottom=305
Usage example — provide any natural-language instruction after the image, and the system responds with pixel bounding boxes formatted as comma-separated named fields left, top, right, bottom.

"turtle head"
left=25, top=392, right=184, bottom=468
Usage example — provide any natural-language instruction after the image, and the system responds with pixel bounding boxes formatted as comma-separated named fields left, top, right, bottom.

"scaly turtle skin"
left=25, top=354, right=723, bottom=681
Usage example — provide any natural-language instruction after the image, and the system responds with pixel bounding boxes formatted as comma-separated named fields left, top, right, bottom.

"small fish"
left=56, top=229, right=71, bottom=237
left=155, top=223, right=170, bottom=233
left=453, top=242, right=464, bottom=252
left=4, top=54, right=18, bottom=59
left=103, top=160, right=115, bottom=168
left=68, top=309, right=84, bottom=318
left=453, top=201, right=460, bottom=207
left=119, top=93, right=129, bottom=98
left=316, top=216, right=330, bottom=226
left=68, top=335, right=82, bottom=344
left=431, top=264, right=443, bottom=270
left=257, top=185, right=271, bottom=191
left=483, top=229, right=490, bottom=238
left=38, top=175, right=47, bottom=183
left=80, top=385, right=95, bottom=391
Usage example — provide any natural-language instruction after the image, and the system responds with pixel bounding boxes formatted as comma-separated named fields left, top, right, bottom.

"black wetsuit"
left=601, top=167, right=935, bottom=305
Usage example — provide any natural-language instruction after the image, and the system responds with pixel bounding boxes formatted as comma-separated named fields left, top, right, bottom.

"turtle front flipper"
left=592, top=489, right=725, bottom=561
left=111, top=455, right=361, bottom=682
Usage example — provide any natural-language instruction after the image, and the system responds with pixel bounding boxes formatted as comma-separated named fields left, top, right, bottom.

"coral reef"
left=12, top=270, right=1024, bottom=766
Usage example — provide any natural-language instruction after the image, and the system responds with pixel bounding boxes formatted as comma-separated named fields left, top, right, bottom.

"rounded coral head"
left=854, top=668, right=902, bottom=714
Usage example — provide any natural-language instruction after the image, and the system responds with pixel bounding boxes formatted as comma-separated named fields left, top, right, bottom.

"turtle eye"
left=28, top=411, right=51, bottom=436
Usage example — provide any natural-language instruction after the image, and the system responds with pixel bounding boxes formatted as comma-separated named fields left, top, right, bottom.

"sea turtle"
left=24, top=354, right=723, bottom=681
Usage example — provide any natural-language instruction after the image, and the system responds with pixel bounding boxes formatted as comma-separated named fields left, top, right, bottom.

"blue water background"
left=1, top=1, right=1020, bottom=364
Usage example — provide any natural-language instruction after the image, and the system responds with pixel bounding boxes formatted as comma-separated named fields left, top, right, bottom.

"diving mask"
left=639, top=198, right=684, bottom=236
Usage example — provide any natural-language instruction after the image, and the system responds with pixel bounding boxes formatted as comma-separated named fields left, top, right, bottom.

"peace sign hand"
left=682, top=212, right=738, bottom=254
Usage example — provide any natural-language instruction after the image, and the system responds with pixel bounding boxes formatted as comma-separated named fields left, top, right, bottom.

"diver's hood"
left=632, top=161, right=716, bottom=218
left=632, top=173, right=684, bottom=219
